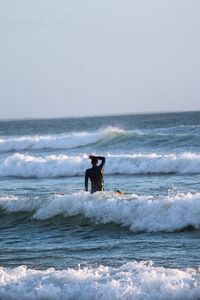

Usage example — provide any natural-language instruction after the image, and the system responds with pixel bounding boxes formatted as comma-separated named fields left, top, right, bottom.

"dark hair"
left=91, top=157, right=98, bottom=165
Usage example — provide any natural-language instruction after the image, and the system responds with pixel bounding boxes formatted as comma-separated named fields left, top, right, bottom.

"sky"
left=0, top=0, right=200, bottom=119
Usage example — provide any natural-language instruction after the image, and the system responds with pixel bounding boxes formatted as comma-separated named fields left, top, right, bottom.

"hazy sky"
left=1, top=0, right=200, bottom=119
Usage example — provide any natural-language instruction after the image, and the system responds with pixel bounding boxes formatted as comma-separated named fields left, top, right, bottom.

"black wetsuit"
left=85, top=156, right=106, bottom=193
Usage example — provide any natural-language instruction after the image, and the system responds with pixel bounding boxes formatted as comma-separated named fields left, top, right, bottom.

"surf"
left=0, top=261, right=200, bottom=300
left=0, top=127, right=125, bottom=152
left=1, top=191, right=200, bottom=233
left=1, top=151, right=200, bottom=178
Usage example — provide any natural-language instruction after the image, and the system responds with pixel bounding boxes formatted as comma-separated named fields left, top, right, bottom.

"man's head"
left=91, top=157, right=98, bottom=166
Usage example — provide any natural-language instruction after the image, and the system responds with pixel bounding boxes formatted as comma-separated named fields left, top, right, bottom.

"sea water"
left=0, top=111, right=200, bottom=299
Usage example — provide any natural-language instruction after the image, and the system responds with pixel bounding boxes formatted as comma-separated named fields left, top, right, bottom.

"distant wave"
left=1, top=191, right=200, bottom=232
left=1, top=261, right=200, bottom=299
left=0, top=152, right=200, bottom=178
left=0, top=125, right=199, bottom=153
left=0, top=127, right=125, bottom=152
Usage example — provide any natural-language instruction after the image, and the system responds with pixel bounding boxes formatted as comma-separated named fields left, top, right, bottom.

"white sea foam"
left=1, top=125, right=199, bottom=154
left=0, top=153, right=89, bottom=178
left=0, top=127, right=125, bottom=152
left=33, top=191, right=200, bottom=232
left=1, top=192, right=200, bottom=232
left=0, top=261, right=200, bottom=300
left=0, top=152, right=200, bottom=178
left=0, top=194, right=43, bottom=213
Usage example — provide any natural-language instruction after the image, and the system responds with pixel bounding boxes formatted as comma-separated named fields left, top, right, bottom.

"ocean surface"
left=1, top=111, right=200, bottom=299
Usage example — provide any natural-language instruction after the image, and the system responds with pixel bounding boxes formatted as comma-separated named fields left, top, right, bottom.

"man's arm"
left=85, top=170, right=89, bottom=191
left=94, top=156, right=106, bottom=169
left=88, top=155, right=105, bottom=170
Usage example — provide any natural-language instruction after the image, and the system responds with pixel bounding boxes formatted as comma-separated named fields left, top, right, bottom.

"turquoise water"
left=1, top=111, right=200, bottom=299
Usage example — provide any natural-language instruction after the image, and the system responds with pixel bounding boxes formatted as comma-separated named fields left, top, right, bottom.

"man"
left=85, top=155, right=106, bottom=193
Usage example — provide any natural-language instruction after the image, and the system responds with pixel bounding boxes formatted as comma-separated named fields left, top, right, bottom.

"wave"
left=0, top=152, right=200, bottom=178
left=1, top=261, right=200, bottom=300
left=0, top=127, right=125, bottom=152
left=1, top=191, right=200, bottom=232
left=1, top=125, right=199, bottom=153
left=0, top=194, right=43, bottom=214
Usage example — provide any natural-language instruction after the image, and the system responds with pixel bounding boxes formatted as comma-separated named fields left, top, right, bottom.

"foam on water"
left=1, top=191, right=200, bottom=232
left=0, top=152, right=200, bottom=178
left=0, top=194, right=43, bottom=213
left=0, top=127, right=125, bottom=152
left=0, top=153, right=88, bottom=178
left=1, top=124, right=200, bottom=153
left=0, top=261, right=200, bottom=300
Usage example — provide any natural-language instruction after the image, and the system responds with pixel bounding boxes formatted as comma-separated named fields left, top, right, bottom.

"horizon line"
left=0, top=109, right=200, bottom=122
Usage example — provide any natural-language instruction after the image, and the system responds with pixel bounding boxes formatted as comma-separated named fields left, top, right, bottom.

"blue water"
left=1, top=111, right=200, bottom=299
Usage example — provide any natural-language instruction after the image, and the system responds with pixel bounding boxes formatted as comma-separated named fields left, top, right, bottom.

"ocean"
left=0, top=111, right=200, bottom=299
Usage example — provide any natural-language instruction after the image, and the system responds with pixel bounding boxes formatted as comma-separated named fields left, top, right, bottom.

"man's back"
left=85, top=156, right=105, bottom=193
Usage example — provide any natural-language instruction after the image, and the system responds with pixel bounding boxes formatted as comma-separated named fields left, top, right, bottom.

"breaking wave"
left=1, top=125, right=199, bottom=153
left=0, top=261, right=200, bottom=300
left=1, top=191, right=200, bottom=232
left=0, top=152, right=200, bottom=178
left=0, top=127, right=125, bottom=152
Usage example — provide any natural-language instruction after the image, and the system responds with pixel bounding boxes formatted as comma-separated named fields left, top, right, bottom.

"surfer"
left=85, top=155, right=106, bottom=193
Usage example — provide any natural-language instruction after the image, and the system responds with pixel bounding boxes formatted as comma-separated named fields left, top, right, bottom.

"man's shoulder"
left=85, top=168, right=92, bottom=174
